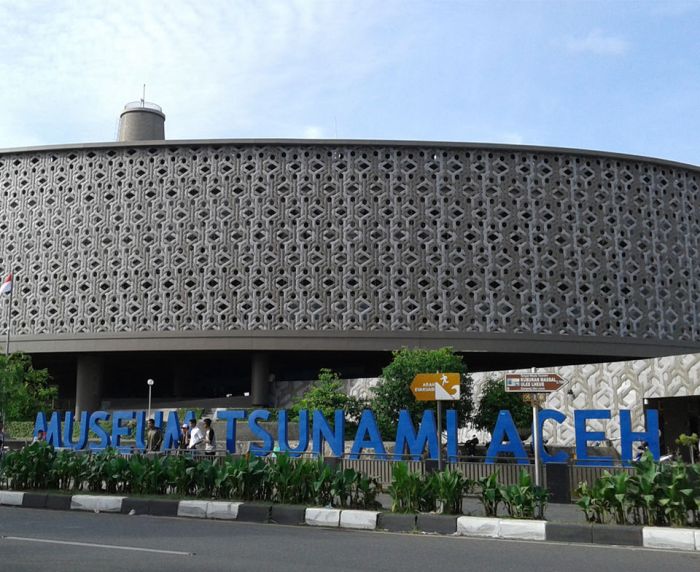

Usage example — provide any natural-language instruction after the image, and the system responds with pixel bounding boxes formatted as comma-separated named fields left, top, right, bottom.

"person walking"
left=179, top=423, right=189, bottom=450
left=203, top=418, right=216, bottom=456
left=187, top=418, right=203, bottom=451
left=146, top=418, right=163, bottom=452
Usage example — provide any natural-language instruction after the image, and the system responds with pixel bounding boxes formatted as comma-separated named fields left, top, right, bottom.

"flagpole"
left=5, top=270, right=12, bottom=355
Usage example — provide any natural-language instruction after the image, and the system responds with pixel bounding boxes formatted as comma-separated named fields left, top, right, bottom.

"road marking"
left=1, top=536, right=193, bottom=556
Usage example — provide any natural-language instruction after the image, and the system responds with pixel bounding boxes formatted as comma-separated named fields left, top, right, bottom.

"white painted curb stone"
left=695, top=531, right=700, bottom=551
left=498, top=519, right=546, bottom=540
left=456, top=516, right=500, bottom=538
left=0, top=491, right=24, bottom=506
left=643, top=527, right=696, bottom=551
left=206, top=501, right=241, bottom=520
left=340, top=510, right=379, bottom=530
left=305, top=507, right=341, bottom=527
left=177, top=500, right=209, bottom=518
left=70, top=495, right=124, bottom=513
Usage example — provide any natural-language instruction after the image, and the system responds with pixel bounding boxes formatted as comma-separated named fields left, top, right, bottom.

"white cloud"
left=0, top=0, right=402, bottom=146
left=564, top=30, right=629, bottom=56
left=302, top=126, right=325, bottom=139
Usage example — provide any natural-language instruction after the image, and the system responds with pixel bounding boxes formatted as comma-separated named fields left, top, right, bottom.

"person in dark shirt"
left=146, top=418, right=163, bottom=452
left=203, top=418, right=216, bottom=456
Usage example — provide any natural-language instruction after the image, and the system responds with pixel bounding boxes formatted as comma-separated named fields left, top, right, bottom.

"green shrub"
left=499, top=469, right=548, bottom=519
left=576, top=452, right=700, bottom=527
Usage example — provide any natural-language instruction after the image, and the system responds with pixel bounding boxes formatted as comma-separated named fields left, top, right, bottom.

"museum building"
left=0, top=102, right=698, bottom=418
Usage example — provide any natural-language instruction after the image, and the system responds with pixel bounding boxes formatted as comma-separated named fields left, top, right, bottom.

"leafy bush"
left=0, top=353, right=57, bottom=421
left=475, top=471, right=502, bottom=517
left=473, top=470, right=547, bottom=519
left=388, top=462, right=435, bottom=513
left=576, top=452, right=700, bottom=527
left=499, top=470, right=548, bottom=519
left=0, top=447, right=381, bottom=509
left=433, top=469, right=471, bottom=514
left=290, top=369, right=364, bottom=436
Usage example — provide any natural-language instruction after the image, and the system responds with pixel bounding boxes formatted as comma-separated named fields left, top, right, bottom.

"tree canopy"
left=290, top=368, right=364, bottom=435
left=0, top=352, right=56, bottom=422
left=473, top=377, right=532, bottom=432
left=369, top=347, right=473, bottom=439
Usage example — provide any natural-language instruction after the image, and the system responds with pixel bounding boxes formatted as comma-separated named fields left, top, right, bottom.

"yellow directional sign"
left=410, top=372, right=461, bottom=401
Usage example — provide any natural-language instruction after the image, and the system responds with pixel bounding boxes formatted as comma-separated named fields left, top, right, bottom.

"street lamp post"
left=147, top=378, right=155, bottom=419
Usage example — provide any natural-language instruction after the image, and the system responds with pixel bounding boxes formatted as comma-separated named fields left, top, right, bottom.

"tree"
left=290, top=368, right=364, bottom=434
left=0, top=352, right=57, bottom=421
left=369, top=347, right=473, bottom=439
left=473, top=377, right=531, bottom=433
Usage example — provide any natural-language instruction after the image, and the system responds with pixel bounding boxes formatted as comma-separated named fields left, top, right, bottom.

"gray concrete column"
left=251, top=352, right=270, bottom=406
left=75, top=355, right=104, bottom=416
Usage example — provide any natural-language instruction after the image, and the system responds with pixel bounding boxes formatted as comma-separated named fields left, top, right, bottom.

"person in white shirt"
left=187, top=419, right=204, bottom=450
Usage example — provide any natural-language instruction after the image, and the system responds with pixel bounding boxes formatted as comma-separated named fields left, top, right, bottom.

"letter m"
left=393, top=410, right=439, bottom=461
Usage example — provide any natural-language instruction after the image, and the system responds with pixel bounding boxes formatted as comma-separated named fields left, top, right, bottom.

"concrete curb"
left=456, top=516, right=545, bottom=540
left=340, top=509, right=379, bottom=530
left=70, top=495, right=124, bottom=513
left=305, top=507, right=341, bottom=527
left=1, top=491, right=698, bottom=550
left=643, top=527, right=696, bottom=551
left=0, top=491, right=25, bottom=506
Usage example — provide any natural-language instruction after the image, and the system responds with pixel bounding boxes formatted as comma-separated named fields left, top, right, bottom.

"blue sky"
left=0, top=0, right=698, bottom=166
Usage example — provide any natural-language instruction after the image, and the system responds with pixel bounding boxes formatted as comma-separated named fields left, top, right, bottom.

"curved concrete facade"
left=0, top=140, right=698, bottom=360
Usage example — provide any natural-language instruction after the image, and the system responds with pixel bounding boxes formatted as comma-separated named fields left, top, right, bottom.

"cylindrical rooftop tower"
left=117, top=101, right=165, bottom=141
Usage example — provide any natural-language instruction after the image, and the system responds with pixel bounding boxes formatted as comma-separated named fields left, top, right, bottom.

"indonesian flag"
left=0, top=274, right=12, bottom=295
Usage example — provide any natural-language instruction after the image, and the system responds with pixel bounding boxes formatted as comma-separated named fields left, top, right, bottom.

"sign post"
left=505, top=371, right=566, bottom=487
left=410, top=372, right=461, bottom=470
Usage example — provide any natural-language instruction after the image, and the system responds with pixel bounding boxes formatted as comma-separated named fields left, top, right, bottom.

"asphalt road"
left=0, top=507, right=698, bottom=572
